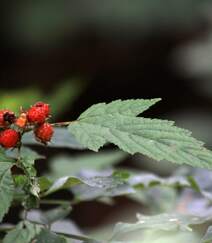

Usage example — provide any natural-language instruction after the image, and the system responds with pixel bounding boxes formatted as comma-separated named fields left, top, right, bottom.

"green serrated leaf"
left=35, top=229, right=67, bottom=243
left=68, top=99, right=212, bottom=169
left=0, top=162, right=14, bottom=222
left=3, top=221, right=41, bottom=243
left=111, top=213, right=207, bottom=240
left=79, top=98, right=161, bottom=119
left=201, top=226, right=212, bottom=243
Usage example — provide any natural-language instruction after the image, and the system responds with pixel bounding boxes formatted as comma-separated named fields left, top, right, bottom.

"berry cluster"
left=0, top=102, right=54, bottom=148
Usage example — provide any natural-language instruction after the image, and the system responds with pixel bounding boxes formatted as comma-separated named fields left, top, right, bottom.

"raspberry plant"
left=0, top=99, right=212, bottom=242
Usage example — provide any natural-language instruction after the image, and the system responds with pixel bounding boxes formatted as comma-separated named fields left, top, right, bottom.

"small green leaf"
left=0, top=162, right=14, bottom=222
left=38, top=176, right=52, bottom=192
left=69, top=99, right=212, bottom=169
left=19, top=148, right=43, bottom=177
left=201, top=226, right=212, bottom=243
left=13, top=175, right=28, bottom=188
left=3, top=221, right=41, bottom=243
left=35, top=229, right=67, bottom=243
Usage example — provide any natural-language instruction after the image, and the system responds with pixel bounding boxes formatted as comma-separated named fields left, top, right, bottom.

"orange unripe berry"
left=15, top=113, right=28, bottom=128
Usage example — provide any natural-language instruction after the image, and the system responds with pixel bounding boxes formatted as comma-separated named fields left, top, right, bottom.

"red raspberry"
left=34, top=123, right=54, bottom=144
left=0, top=129, right=20, bottom=148
left=34, top=102, right=50, bottom=117
left=27, top=106, right=47, bottom=124
left=0, top=110, right=15, bottom=127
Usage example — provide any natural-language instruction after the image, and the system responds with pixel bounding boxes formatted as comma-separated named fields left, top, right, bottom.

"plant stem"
left=40, top=199, right=70, bottom=206
left=55, top=231, right=102, bottom=243
left=23, top=209, right=28, bottom=223
left=0, top=225, right=15, bottom=232
left=51, top=121, right=77, bottom=127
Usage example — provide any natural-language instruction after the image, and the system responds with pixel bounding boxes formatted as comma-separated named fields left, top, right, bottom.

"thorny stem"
left=16, top=145, right=21, bottom=163
left=51, top=121, right=77, bottom=127
left=24, top=121, right=77, bottom=133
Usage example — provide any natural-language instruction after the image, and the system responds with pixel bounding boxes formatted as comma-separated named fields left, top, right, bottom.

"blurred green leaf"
left=111, top=213, right=209, bottom=240
left=22, top=128, right=85, bottom=150
left=35, top=229, right=67, bottom=243
left=44, top=172, right=133, bottom=197
left=41, top=206, right=72, bottom=225
left=38, top=177, right=52, bottom=192
left=0, top=148, right=16, bottom=163
left=3, top=221, right=41, bottom=243
left=13, top=175, right=28, bottom=188
left=201, top=226, right=212, bottom=243
left=48, top=150, right=126, bottom=179
left=46, top=80, right=85, bottom=119
left=0, top=88, right=42, bottom=114
left=0, top=79, right=85, bottom=117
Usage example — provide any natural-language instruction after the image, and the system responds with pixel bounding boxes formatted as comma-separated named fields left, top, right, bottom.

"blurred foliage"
left=23, top=128, right=85, bottom=149
left=48, top=150, right=127, bottom=179
left=0, top=79, right=85, bottom=119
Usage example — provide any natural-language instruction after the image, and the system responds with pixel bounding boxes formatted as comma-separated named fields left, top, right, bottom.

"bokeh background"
left=2, top=1, right=212, bottom=242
